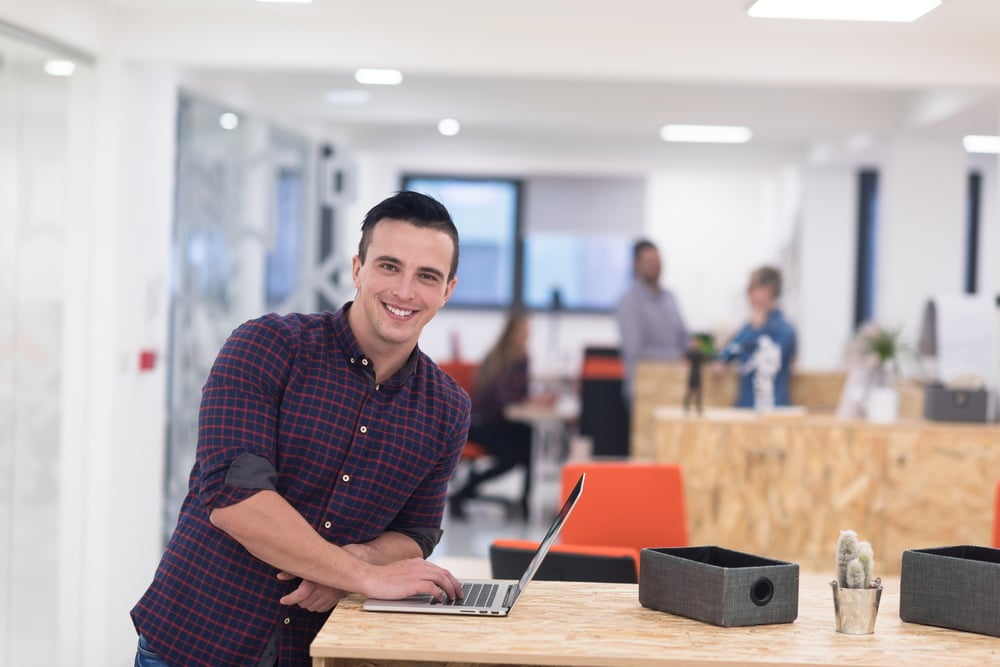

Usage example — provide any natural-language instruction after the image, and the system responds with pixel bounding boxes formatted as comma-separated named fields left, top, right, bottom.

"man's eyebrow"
left=373, top=254, right=446, bottom=280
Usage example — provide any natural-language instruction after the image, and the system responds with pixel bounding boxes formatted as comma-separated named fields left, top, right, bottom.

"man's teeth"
left=385, top=304, right=414, bottom=317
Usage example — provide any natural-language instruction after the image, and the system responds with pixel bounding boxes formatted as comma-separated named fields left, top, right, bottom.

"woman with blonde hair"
left=449, top=308, right=535, bottom=519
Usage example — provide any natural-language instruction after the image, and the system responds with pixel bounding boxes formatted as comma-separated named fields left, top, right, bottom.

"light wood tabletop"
left=310, top=573, right=1000, bottom=666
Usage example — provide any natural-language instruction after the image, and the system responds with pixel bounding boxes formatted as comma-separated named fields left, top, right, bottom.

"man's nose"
left=392, top=272, right=416, bottom=299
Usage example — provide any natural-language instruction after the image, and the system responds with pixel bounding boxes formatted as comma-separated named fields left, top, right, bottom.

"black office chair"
left=489, top=539, right=638, bottom=584
left=579, top=346, right=631, bottom=458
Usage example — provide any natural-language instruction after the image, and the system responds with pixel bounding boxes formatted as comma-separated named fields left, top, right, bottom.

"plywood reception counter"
left=646, top=407, right=1000, bottom=574
left=311, top=574, right=1000, bottom=666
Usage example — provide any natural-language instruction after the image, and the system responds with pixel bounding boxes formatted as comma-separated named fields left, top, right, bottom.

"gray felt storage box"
left=900, top=545, right=1000, bottom=637
left=638, top=546, right=799, bottom=627
left=923, top=383, right=989, bottom=423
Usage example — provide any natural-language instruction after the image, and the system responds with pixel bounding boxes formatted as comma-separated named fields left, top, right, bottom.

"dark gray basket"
left=639, top=546, right=799, bottom=627
left=899, top=545, right=1000, bottom=637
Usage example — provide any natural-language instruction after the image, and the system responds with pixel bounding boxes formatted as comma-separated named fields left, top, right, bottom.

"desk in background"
left=630, top=362, right=869, bottom=461
left=504, top=398, right=579, bottom=519
left=311, top=574, right=999, bottom=666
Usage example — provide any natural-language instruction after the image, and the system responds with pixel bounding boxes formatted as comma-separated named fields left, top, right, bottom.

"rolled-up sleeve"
left=196, top=316, right=295, bottom=510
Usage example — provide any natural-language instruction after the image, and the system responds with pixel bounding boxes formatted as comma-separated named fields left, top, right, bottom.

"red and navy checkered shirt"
left=131, top=305, right=470, bottom=666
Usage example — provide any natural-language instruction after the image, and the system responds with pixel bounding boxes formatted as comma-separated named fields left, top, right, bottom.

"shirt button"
left=361, top=358, right=369, bottom=366
left=283, top=617, right=291, bottom=625
left=375, top=384, right=381, bottom=391
left=324, top=520, right=332, bottom=529
left=342, top=474, right=350, bottom=482
left=350, top=357, right=356, bottom=364
left=359, top=425, right=368, bottom=434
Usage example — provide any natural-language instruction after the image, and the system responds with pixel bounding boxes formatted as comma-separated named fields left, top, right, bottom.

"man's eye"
left=380, top=263, right=399, bottom=272
left=418, top=273, right=440, bottom=282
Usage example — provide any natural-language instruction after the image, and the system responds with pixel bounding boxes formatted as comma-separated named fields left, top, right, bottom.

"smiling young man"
left=131, top=191, right=470, bottom=667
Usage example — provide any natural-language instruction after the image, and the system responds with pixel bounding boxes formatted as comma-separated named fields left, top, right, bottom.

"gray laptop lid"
left=503, top=472, right=585, bottom=607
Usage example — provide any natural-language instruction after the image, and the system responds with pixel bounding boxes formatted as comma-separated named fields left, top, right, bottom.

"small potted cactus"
left=830, top=530, right=883, bottom=634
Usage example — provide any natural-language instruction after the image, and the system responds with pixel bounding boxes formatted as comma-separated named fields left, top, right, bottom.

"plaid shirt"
left=131, top=305, right=470, bottom=666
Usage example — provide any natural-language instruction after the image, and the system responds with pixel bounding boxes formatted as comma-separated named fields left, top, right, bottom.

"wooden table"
left=504, top=399, right=580, bottom=517
left=311, top=574, right=1000, bottom=666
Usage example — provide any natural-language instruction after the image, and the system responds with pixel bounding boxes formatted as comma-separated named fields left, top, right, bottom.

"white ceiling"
left=17, top=0, right=1000, bottom=160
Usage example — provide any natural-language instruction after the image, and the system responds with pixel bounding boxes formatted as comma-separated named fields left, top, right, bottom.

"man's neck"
left=346, top=306, right=414, bottom=383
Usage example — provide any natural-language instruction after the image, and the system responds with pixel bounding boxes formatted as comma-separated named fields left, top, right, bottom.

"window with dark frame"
left=965, top=170, right=981, bottom=295
left=402, top=175, right=522, bottom=309
left=402, top=174, right=640, bottom=313
left=854, top=169, right=879, bottom=329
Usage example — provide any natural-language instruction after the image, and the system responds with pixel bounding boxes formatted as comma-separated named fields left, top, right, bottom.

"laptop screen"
left=508, top=473, right=585, bottom=604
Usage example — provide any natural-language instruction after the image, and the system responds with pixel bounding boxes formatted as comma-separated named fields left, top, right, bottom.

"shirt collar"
left=332, top=302, right=419, bottom=385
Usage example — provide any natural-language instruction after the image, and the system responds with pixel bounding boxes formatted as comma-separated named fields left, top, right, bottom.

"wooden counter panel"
left=883, top=425, right=1000, bottom=559
left=312, top=576, right=1000, bottom=667
left=652, top=412, right=1000, bottom=574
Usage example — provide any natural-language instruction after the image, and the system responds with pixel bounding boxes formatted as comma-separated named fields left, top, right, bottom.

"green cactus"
left=836, top=530, right=874, bottom=589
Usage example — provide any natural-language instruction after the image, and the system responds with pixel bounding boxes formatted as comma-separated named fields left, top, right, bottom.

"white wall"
left=797, top=166, right=857, bottom=370
left=64, top=59, right=176, bottom=667
left=878, top=136, right=968, bottom=347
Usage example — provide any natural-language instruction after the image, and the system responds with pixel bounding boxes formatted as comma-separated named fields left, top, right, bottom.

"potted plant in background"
left=863, top=325, right=904, bottom=423
left=830, top=530, right=882, bottom=634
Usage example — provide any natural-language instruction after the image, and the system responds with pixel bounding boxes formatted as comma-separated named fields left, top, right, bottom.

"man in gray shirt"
left=616, top=239, right=690, bottom=401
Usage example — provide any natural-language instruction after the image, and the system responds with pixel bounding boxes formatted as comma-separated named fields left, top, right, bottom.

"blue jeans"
left=134, top=635, right=171, bottom=667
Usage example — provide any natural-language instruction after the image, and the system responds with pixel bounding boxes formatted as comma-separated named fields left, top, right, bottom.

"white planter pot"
left=867, top=387, right=899, bottom=424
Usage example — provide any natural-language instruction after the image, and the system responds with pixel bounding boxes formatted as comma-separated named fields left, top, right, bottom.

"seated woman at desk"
left=449, top=309, right=550, bottom=519
left=715, top=265, right=797, bottom=409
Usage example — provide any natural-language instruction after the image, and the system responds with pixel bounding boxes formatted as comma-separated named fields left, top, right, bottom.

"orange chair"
left=489, top=460, right=687, bottom=580
left=437, top=359, right=484, bottom=465
left=559, top=461, right=688, bottom=555
left=994, top=481, right=1000, bottom=548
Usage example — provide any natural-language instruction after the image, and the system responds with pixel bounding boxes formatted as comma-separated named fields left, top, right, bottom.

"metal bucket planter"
left=830, top=578, right=882, bottom=634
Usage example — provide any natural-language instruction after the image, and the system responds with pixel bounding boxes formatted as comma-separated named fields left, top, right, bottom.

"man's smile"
left=384, top=302, right=415, bottom=318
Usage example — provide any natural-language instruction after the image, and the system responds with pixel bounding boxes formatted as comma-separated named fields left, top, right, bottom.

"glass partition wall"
left=0, top=26, right=94, bottom=665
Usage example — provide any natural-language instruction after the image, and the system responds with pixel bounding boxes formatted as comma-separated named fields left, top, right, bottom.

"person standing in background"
left=716, top=265, right=797, bottom=408
left=616, top=239, right=690, bottom=402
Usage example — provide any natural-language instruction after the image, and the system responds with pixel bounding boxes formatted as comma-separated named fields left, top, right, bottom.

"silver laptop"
left=362, top=473, right=585, bottom=616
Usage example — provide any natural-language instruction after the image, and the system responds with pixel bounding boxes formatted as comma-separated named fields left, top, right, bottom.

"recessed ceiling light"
left=747, top=0, right=942, bottom=22
left=963, top=135, right=1000, bottom=154
left=324, top=89, right=371, bottom=106
left=44, top=59, right=76, bottom=77
left=660, top=124, right=753, bottom=144
left=219, top=112, right=240, bottom=130
left=438, top=118, right=461, bottom=136
left=354, top=68, right=403, bottom=86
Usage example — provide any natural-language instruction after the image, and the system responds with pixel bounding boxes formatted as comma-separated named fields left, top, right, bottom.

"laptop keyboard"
left=431, top=582, right=499, bottom=607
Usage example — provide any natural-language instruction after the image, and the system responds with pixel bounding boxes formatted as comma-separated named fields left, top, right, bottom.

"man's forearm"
left=350, top=531, right=423, bottom=565
left=210, top=489, right=374, bottom=592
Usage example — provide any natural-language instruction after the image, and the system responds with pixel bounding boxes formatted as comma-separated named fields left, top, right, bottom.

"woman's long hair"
left=476, top=309, right=529, bottom=393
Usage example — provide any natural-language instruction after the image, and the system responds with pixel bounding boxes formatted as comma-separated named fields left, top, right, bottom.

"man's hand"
left=277, top=572, right=347, bottom=612
left=360, top=557, right=463, bottom=602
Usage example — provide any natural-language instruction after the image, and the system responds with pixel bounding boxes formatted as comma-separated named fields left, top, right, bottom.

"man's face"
left=635, top=247, right=662, bottom=284
left=747, top=281, right=776, bottom=312
left=351, top=218, right=457, bottom=354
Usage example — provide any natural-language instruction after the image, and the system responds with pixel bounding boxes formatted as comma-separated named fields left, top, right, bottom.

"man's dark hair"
left=358, top=191, right=460, bottom=280
left=632, top=238, right=658, bottom=265
left=750, top=265, right=783, bottom=298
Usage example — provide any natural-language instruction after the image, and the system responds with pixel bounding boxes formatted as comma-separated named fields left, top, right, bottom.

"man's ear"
left=441, top=277, right=458, bottom=306
left=351, top=255, right=362, bottom=289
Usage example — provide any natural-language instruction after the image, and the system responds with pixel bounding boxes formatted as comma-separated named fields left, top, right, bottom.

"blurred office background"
left=1, top=1, right=999, bottom=664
